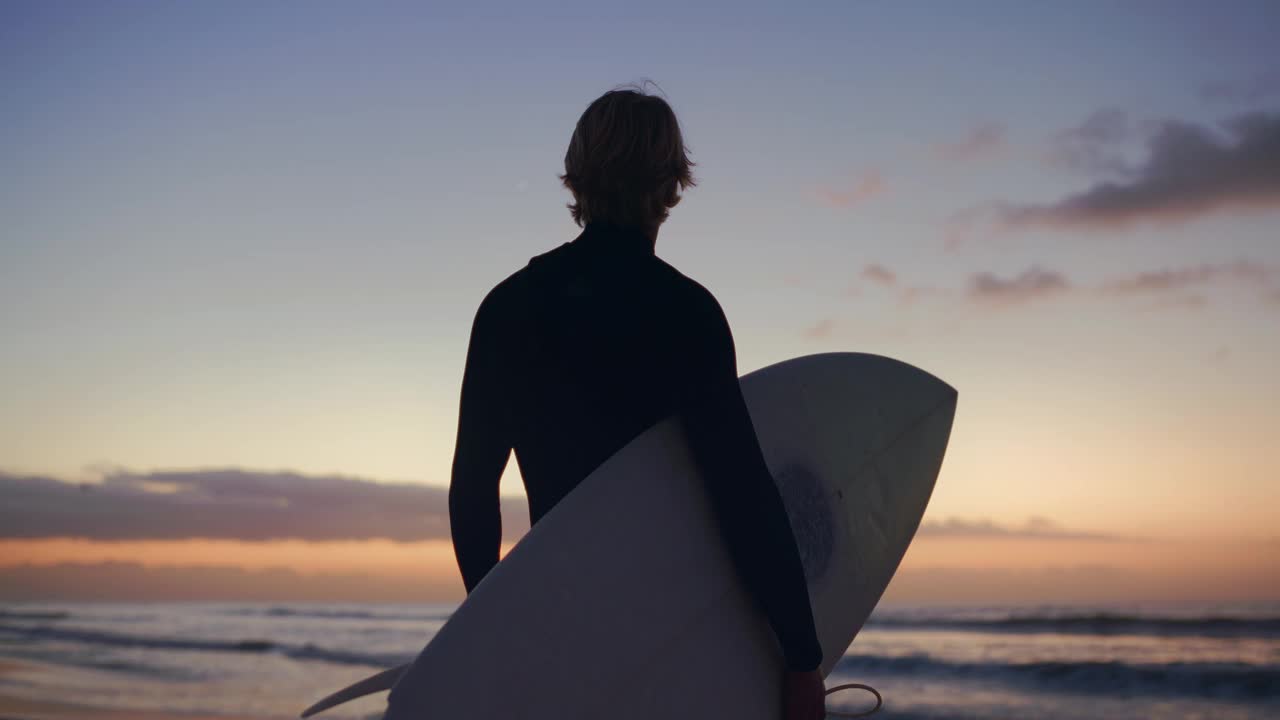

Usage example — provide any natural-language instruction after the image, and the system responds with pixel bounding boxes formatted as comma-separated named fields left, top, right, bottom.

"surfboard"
left=302, top=352, right=956, bottom=719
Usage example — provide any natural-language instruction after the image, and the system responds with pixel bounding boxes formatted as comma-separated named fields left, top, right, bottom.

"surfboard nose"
left=773, top=352, right=956, bottom=450
left=828, top=353, right=956, bottom=546
left=747, top=352, right=956, bottom=552
left=862, top=353, right=957, bottom=428
left=871, top=385, right=955, bottom=539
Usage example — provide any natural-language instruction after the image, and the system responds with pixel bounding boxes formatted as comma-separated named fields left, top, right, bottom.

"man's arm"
left=679, top=292, right=824, bottom=672
left=448, top=290, right=513, bottom=594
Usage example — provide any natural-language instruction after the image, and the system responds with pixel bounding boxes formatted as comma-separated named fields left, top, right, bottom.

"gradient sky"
left=2, top=1, right=1278, bottom=602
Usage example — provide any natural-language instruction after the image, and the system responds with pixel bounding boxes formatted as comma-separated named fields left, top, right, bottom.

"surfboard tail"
left=300, top=664, right=409, bottom=718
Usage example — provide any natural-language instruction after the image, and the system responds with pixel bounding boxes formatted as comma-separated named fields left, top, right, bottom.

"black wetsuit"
left=447, top=220, right=823, bottom=672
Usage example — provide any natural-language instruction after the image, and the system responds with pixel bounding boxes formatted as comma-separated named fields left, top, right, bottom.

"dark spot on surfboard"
left=773, top=463, right=834, bottom=586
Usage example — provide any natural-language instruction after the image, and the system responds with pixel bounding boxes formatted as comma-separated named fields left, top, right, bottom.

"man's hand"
left=782, top=668, right=826, bottom=720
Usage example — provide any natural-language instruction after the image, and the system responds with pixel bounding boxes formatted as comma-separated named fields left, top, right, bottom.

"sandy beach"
left=0, top=658, right=276, bottom=720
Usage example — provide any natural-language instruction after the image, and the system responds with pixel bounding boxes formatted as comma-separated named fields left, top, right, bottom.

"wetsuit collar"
left=574, top=220, right=657, bottom=257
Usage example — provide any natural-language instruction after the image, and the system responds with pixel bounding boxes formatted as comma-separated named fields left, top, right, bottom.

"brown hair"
left=559, top=80, right=697, bottom=229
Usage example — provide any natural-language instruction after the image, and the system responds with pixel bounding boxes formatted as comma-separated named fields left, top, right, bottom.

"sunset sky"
left=2, top=1, right=1278, bottom=604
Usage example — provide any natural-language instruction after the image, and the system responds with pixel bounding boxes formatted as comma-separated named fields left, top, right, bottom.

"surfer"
left=445, top=81, right=827, bottom=720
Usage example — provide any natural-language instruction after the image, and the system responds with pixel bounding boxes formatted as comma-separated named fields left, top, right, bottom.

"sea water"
left=0, top=601, right=1276, bottom=719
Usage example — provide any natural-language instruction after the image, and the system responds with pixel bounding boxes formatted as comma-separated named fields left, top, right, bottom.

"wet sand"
left=0, top=658, right=276, bottom=720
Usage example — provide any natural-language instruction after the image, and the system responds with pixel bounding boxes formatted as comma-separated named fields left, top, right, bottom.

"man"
left=446, top=82, right=826, bottom=719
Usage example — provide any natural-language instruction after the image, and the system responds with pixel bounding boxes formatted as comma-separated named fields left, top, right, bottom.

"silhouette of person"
left=441, top=82, right=825, bottom=719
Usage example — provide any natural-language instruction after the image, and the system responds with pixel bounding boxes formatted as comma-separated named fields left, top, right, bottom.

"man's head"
left=559, top=81, right=697, bottom=231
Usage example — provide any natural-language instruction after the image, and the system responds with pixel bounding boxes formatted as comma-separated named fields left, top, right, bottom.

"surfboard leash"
left=823, top=682, right=882, bottom=717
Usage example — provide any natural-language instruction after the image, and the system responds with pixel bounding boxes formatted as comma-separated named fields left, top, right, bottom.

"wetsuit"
left=447, top=219, right=823, bottom=672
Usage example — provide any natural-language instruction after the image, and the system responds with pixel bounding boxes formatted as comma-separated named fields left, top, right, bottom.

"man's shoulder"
left=524, top=241, right=572, bottom=269
left=655, top=259, right=725, bottom=319
left=472, top=243, right=570, bottom=316
left=477, top=245, right=722, bottom=319
left=472, top=266, right=529, bottom=323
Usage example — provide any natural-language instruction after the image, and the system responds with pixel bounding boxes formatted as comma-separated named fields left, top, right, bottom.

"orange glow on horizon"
left=0, top=538, right=520, bottom=575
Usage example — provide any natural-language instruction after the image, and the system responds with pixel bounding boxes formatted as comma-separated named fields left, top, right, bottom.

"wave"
left=0, top=623, right=409, bottom=669
left=865, top=613, right=1280, bottom=639
left=5, top=619, right=1276, bottom=702
left=224, top=606, right=452, bottom=623
left=0, top=646, right=198, bottom=681
left=835, top=653, right=1280, bottom=701
left=0, top=610, right=70, bottom=621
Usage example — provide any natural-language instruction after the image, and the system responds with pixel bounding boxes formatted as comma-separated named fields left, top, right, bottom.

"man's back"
left=471, top=220, right=721, bottom=524
left=448, top=220, right=824, bottom=674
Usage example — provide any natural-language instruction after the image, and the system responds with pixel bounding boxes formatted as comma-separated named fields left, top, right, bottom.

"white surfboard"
left=302, top=352, right=956, bottom=719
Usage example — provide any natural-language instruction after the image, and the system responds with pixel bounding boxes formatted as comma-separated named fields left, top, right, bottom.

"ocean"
left=0, top=601, right=1277, bottom=719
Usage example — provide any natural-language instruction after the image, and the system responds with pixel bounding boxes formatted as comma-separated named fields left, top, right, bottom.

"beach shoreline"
left=2, top=600, right=1275, bottom=720
left=0, top=657, right=278, bottom=720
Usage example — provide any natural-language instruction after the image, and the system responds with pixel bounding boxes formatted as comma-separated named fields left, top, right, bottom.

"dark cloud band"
left=0, top=470, right=530, bottom=542
left=1003, top=112, right=1280, bottom=230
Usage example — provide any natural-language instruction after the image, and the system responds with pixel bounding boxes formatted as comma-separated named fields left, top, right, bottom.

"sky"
left=1, top=0, right=1278, bottom=604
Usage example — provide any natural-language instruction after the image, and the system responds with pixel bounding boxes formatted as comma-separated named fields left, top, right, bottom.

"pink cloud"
left=918, top=516, right=1128, bottom=541
left=861, top=263, right=897, bottom=286
left=892, top=259, right=1273, bottom=310
left=969, top=266, right=1072, bottom=306
left=933, top=123, right=1006, bottom=163
left=815, top=171, right=886, bottom=208
left=1097, top=260, right=1273, bottom=295
left=802, top=318, right=836, bottom=339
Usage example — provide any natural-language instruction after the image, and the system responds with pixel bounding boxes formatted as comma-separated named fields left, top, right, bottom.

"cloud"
left=966, top=261, right=1272, bottom=308
left=802, top=318, right=836, bottom=339
left=852, top=260, right=1276, bottom=310
left=968, top=267, right=1071, bottom=306
left=861, top=264, right=897, bottom=286
left=0, top=469, right=531, bottom=542
left=1096, top=260, right=1272, bottom=295
left=1045, top=107, right=1138, bottom=177
left=933, top=123, right=1006, bottom=163
left=841, top=264, right=898, bottom=299
left=1060, top=108, right=1133, bottom=146
left=815, top=171, right=886, bottom=208
left=1000, top=112, right=1280, bottom=231
left=917, top=516, right=1128, bottom=541
left=882, top=563, right=1280, bottom=604
left=1200, top=70, right=1280, bottom=104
